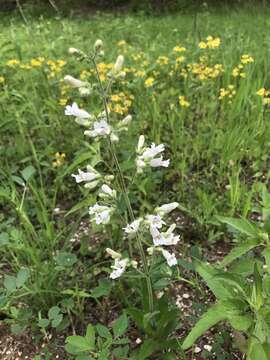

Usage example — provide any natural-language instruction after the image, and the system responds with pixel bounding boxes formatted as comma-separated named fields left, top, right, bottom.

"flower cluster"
left=136, top=136, right=170, bottom=173
left=256, top=87, right=270, bottom=104
left=218, top=84, right=236, bottom=101
left=198, top=36, right=221, bottom=49
left=179, top=95, right=190, bottom=108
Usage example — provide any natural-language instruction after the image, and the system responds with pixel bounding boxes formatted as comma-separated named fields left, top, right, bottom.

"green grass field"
left=1, top=6, right=270, bottom=359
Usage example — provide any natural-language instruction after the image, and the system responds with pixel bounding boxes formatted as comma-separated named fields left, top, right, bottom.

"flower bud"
left=64, top=75, right=87, bottom=88
left=130, top=260, right=138, bottom=269
left=94, top=39, right=103, bottom=51
left=110, top=133, right=119, bottom=143
left=147, top=247, right=154, bottom=255
left=104, top=175, right=114, bottom=182
left=106, top=248, right=122, bottom=259
left=69, top=47, right=81, bottom=55
left=121, top=115, right=132, bottom=126
left=113, top=55, right=124, bottom=73
left=79, top=87, right=91, bottom=97
left=137, top=135, right=145, bottom=153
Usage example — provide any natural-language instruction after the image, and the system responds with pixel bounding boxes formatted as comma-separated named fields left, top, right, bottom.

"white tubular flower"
left=64, top=75, right=87, bottom=88
left=71, top=168, right=100, bottom=184
left=99, top=184, right=116, bottom=199
left=123, top=218, right=142, bottom=237
left=106, top=248, right=122, bottom=259
left=137, top=135, right=145, bottom=153
left=113, top=55, right=124, bottom=74
left=149, top=157, right=170, bottom=168
left=136, top=158, right=146, bottom=174
left=146, top=214, right=165, bottom=229
left=89, top=204, right=113, bottom=225
left=110, top=258, right=129, bottom=279
left=150, top=225, right=165, bottom=246
left=155, top=202, right=179, bottom=216
left=94, top=39, right=103, bottom=51
left=119, top=114, right=132, bottom=127
left=65, top=102, right=91, bottom=119
left=161, top=249, right=177, bottom=267
left=141, top=143, right=165, bottom=160
left=136, top=141, right=170, bottom=173
left=84, top=120, right=111, bottom=138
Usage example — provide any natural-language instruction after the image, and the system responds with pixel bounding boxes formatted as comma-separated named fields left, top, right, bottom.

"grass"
left=1, top=5, right=270, bottom=358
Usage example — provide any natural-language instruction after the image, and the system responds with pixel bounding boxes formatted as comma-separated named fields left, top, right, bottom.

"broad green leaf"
left=137, top=339, right=161, bottom=359
left=91, top=279, right=111, bottom=299
left=4, top=275, right=17, bottom=292
left=216, top=216, right=261, bottom=238
left=263, top=249, right=270, bottom=272
left=16, top=268, right=30, bottom=288
left=96, top=324, right=112, bottom=339
left=38, top=318, right=49, bottom=328
left=113, top=313, right=128, bottom=338
left=217, top=239, right=260, bottom=268
left=51, top=314, right=63, bottom=328
left=228, top=314, right=253, bottom=332
left=48, top=306, right=61, bottom=320
left=66, top=335, right=94, bottom=352
left=21, top=165, right=36, bottom=182
left=182, top=302, right=227, bottom=350
left=195, top=261, right=232, bottom=299
left=85, top=324, right=95, bottom=349
left=55, top=252, right=77, bottom=267
left=248, top=342, right=270, bottom=360
left=0, top=232, right=9, bottom=246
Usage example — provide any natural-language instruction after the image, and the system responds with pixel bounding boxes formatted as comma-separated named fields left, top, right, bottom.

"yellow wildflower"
left=173, top=46, right=186, bottom=53
left=0, top=76, right=5, bottom=84
left=199, top=41, right=207, bottom=49
left=145, top=77, right=154, bottom=88
left=59, top=98, right=68, bottom=106
left=256, top=88, right=266, bottom=97
left=6, top=59, right=20, bottom=66
left=179, top=96, right=190, bottom=107
left=241, top=54, right=254, bottom=64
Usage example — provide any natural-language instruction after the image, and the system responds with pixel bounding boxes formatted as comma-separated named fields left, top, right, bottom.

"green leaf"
left=21, top=165, right=36, bottom=182
left=96, top=324, right=112, bottom=339
left=85, top=324, right=95, bottom=349
left=48, top=306, right=61, bottom=320
left=216, top=216, right=261, bottom=238
left=4, top=275, right=17, bottom=292
left=0, top=232, right=9, bottom=246
left=66, top=336, right=94, bottom=352
left=91, top=279, right=111, bottom=299
left=16, top=268, right=30, bottom=288
left=55, top=252, right=77, bottom=267
left=51, top=314, right=63, bottom=328
left=113, top=313, right=128, bottom=338
left=248, top=342, right=270, bottom=360
left=195, top=261, right=232, bottom=299
left=38, top=318, right=50, bottom=328
left=263, top=249, right=270, bottom=273
left=137, top=339, right=160, bottom=359
left=182, top=302, right=227, bottom=350
left=228, top=314, right=253, bottom=332
left=217, top=239, right=260, bottom=268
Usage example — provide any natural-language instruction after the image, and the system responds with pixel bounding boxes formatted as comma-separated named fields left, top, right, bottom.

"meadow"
left=1, top=5, right=270, bottom=359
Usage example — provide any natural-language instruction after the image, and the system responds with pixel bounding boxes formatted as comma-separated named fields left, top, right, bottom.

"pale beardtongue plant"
left=64, top=40, right=180, bottom=315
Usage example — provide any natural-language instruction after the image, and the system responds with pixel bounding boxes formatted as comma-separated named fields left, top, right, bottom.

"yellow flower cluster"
left=232, top=55, right=254, bottom=78
left=109, top=92, right=134, bottom=115
left=241, top=54, right=254, bottom=64
left=5, top=57, right=66, bottom=78
left=199, top=36, right=221, bottom=49
left=219, top=84, right=236, bottom=100
left=256, top=88, right=270, bottom=104
left=52, top=152, right=66, bottom=168
left=6, top=59, right=20, bottom=66
left=156, top=56, right=169, bottom=66
left=173, top=46, right=186, bottom=53
left=179, top=96, right=190, bottom=107
left=96, top=62, right=114, bottom=82
left=188, top=62, right=224, bottom=80
left=145, top=77, right=155, bottom=88
left=0, top=76, right=5, bottom=84
left=47, top=60, right=66, bottom=79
